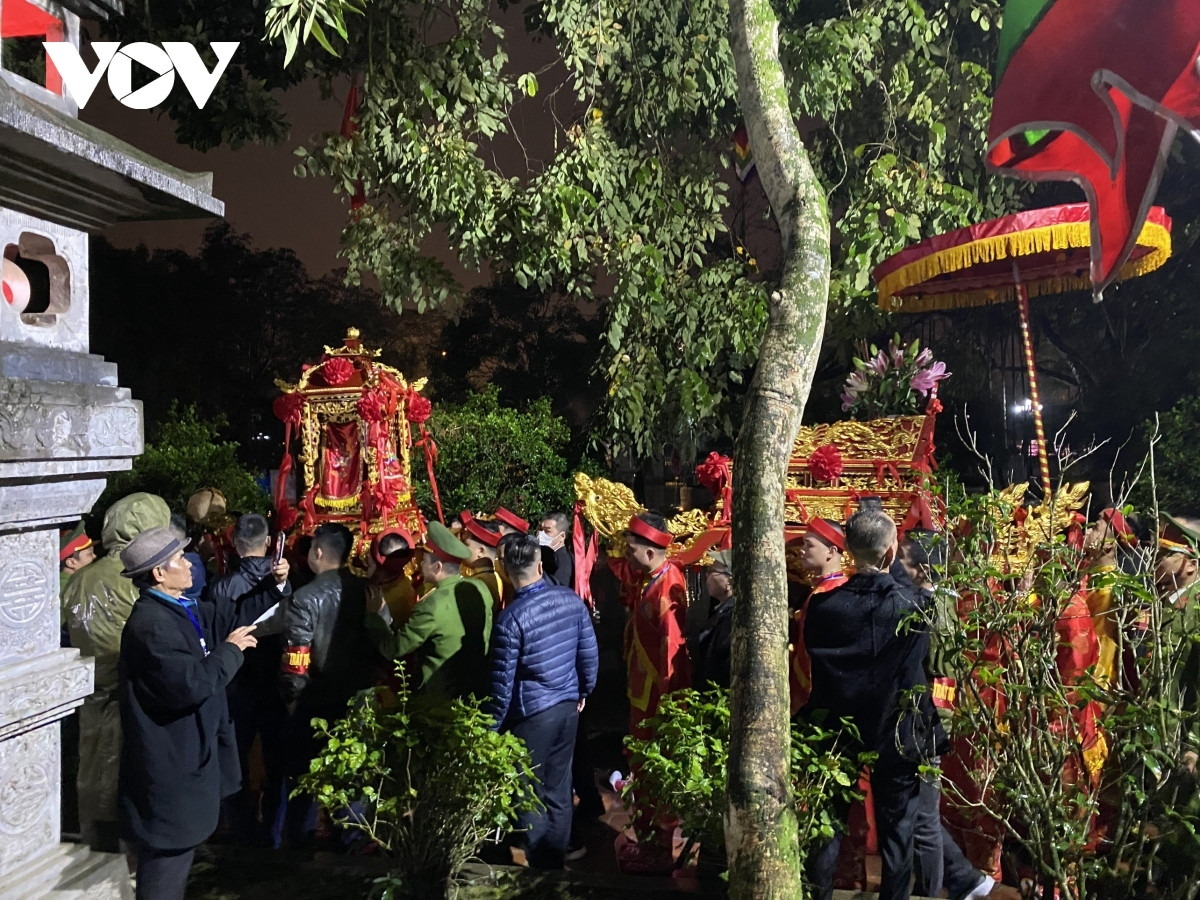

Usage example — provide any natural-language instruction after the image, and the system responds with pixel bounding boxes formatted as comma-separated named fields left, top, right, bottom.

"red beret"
left=462, top=517, right=501, bottom=548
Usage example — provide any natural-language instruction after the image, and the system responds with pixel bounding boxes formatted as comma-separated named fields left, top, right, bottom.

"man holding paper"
left=204, top=513, right=292, bottom=845
left=118, top=526, right=275, bottom=899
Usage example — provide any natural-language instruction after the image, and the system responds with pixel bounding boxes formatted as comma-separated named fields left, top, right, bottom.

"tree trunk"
left=724, top=0, right=832, bottom=896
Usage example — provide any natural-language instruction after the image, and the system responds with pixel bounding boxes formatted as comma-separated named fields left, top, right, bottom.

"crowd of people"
left=55, top=488, right=1200, bottom=900
left=58, top=496, right=599, bottom=899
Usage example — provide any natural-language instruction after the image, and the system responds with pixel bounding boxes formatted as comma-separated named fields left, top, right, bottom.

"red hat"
left=462, top=516, right=501, bottom=548
left=60, top=526, right=93, bottom=562
left=493, top=507, right=529, bottom=534
left=371, top=528, right=415, bottom=568
left=806, top=517, right=845, bottom=552
left=626, top=514, right=673, bottom=549
left=1100, top=508, right=1138, bottom=548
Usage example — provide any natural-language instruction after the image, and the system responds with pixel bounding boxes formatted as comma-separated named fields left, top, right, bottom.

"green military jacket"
left=372, top=574, right=493, bottom=703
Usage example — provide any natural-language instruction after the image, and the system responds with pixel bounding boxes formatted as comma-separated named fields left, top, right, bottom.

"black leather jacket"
left=280, top=568, right=380, bottom=715
left=204, top=555, right=290, bottom=697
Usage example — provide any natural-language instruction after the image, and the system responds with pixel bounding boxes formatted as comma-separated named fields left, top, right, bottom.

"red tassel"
left=415, top=426, right=444, bottom=524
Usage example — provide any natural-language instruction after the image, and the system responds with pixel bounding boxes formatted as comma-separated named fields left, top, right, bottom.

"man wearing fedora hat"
left=117, top=526, right=273, bottom=900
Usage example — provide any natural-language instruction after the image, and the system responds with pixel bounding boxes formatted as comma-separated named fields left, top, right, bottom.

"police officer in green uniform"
left=366, top=521, right=493, bottom=702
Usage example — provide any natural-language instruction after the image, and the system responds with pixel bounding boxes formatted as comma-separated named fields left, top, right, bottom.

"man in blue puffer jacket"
left=484, top=532, right=599, bottom=869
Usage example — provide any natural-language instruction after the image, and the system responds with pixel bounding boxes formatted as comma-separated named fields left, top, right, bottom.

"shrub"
left=931, top=485, right=1200, bottom=899
left=415, top=385, right=599, bottom=520
left=91, top=402, right=268, bottom=523
left=1138, top=393, right=1200, bottom=516
left=299, top=678, right=539, bottom=900
left=623, top=687, right=865, bottom=876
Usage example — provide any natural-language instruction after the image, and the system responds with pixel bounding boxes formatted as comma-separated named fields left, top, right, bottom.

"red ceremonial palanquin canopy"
left=873, top=203, right=1171, bottom=312
left=272, top=328, right=440, bottom=566
left=873, top=202, right=1171, bottom=488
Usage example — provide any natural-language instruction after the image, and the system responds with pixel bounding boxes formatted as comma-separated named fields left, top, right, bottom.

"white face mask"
left=537, top=531, right=555, bottom=547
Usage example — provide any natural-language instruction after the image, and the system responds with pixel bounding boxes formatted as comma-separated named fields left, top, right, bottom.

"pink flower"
left=868, top=352, right=889, bottom=375
left=890, top=343, right=905, bottom=368
left=845, top=371, right=868, bottom=393
left=841, top=391, right=856, bottom=411
left=915, top=347, right=933, bottom=367
left=910, top=360, right=949, bottom=395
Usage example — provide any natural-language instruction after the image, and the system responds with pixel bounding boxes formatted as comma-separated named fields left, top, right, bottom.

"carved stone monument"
left=0, top=2, right=222, bottom=895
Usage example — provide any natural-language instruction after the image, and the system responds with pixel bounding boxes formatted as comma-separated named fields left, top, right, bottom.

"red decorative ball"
left=272, top=393, right=304, bottom=425
left=322, top=356, right=355, bottom=386
left=809, top=444, right=844, bottom=483
left=406, top=392, right=432, bottom=424
left=695, top=452, right=732, bottom=494
left=356, top=389, right=389, bottom=423
left=370, top=481, right=398, bottom=510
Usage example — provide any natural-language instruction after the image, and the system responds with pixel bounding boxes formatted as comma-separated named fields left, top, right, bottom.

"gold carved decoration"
left=983, top=482, right=1091, bottom=573
left=791, top=415, right=926, bottom=462
left=574, top=473, right=722, bottom=561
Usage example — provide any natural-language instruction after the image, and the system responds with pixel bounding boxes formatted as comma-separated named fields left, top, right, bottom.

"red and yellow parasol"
left=873, top=202, right=1171, bottom=486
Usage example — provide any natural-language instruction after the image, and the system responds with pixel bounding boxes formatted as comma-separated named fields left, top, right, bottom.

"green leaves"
left=410, top=385, right=587, bottom=519
left=265, top=0, right=363, bottom=66
left=625, top=688, right=867, bottom=863
left=90, top=403, right=269, bottom=526
left=298, top=676, right=538, bottom=886
left=253, top=0, right=1024, bottom=455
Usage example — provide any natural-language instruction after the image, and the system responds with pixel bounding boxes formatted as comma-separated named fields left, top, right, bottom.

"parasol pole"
left=1013, top=262, right=1052, bottom=489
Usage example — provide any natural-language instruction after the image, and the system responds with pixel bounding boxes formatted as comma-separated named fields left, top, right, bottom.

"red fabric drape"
left=572, top=502, right=599, bottom=607
left=320, top=421, right=362, bottom=500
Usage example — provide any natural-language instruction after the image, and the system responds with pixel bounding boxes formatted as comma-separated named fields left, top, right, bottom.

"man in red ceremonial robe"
left=789, top=518, right=848, bottom=716
left=608, top=511, right=690, bottom=875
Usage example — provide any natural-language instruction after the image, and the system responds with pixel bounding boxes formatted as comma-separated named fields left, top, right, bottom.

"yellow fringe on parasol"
left=877, top=219, right=1171, bottom=312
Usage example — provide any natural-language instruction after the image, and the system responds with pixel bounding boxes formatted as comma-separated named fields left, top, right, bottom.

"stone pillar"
left=0, top=4, right=224, bottom=894
left=0, top=216, right=139, bottom=900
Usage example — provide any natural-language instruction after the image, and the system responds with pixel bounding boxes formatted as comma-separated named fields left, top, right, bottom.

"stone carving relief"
left=0, top=660, right=91, bottom=732
left=0, top=531, right=55, bottom=666
left=0, top=396, right=140, bottom=459
left=0, top=727, right=57, bottom=877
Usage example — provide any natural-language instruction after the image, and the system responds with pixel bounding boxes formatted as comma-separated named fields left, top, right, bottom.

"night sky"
left=83, top=78, right=353, bottom=276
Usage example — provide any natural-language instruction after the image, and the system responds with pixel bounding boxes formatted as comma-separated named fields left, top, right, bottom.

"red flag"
left=987, top=0, right=1200, bottom=296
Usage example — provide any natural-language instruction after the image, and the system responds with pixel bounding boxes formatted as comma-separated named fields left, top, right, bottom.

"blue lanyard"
left=150, top=590, right=209, bottom=657
left=642, top=565, right=667, bottom=596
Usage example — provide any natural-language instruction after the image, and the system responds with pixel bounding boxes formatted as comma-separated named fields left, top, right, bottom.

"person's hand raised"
left=225, top=625, right=257, bottom=651
left=273, top=559, right=290, bottom=585
left=365, top=585, right=386, bottom=615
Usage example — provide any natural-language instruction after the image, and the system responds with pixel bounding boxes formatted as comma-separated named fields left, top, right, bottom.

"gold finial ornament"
left=346, top=326, right=360, bottom=340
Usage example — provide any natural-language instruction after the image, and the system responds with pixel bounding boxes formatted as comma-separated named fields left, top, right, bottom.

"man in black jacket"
left=801, top=509, right=936, bottom=900
left=281, top=523, right=380, bottom=845
left=118, top=527, right=269, bottom=900
left=539, top=511, right=574, bottom=589
left=205, top=513, right=292, bottom=847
